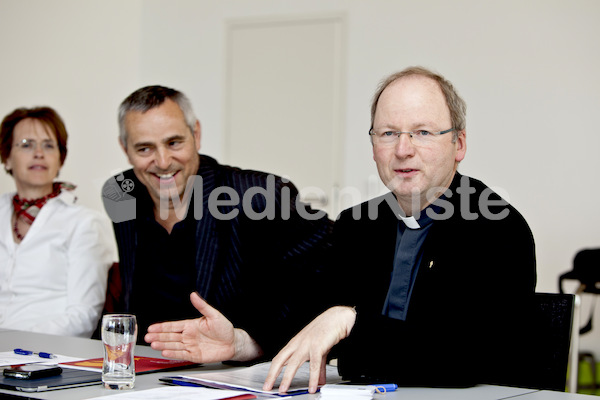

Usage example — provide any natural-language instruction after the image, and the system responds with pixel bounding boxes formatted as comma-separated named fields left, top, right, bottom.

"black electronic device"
left=0, top=365, right=102, bottom=392
left=3, top=365, right=62, bottom=380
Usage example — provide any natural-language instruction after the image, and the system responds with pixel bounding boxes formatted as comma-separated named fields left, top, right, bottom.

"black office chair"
left=560, top=249, right=600, bottom=296
left=529, top=293, right=576, bottom=392
left=559, top=248, right=600, bottom=391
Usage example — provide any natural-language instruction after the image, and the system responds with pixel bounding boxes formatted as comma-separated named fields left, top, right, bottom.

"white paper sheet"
left=0, top=351, right=83, bottom=366
left=83, top=386, right=260, bottom=400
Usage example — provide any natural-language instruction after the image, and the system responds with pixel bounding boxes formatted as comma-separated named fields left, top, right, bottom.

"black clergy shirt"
left=382, top=203, right=437, bottom=320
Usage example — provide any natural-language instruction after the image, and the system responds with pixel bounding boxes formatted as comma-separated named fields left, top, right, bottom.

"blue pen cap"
left=370, top=383, right=398, bottom=393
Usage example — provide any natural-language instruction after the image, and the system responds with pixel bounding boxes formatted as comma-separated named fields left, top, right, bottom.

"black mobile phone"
left=3, top=365, right=63, bottom=380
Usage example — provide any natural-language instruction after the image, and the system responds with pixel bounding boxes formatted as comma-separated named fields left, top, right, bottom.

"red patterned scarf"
left=12, top=182, right=76, bottom=240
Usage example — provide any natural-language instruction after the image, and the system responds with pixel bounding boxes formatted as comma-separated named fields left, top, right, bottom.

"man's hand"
left=263, top=306, right=357, bottom=394
left=144, top=292, right=262, bottom=363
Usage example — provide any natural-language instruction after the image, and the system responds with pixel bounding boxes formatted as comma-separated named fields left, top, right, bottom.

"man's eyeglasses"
left=13, top=139, right=58, bottom=153
left=368, top=128, right=455, bottom=147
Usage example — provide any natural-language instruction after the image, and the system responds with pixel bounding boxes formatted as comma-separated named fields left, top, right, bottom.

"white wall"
left=0, top=0, right=143, bottom=211
left=1, top=0, right=599, bottom=354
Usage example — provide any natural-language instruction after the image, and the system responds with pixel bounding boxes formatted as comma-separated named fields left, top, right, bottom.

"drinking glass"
left=101, top=314, right=137, bottom=389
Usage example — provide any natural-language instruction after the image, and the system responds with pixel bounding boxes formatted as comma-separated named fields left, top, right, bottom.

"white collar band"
left=400, top=215, right=420, bottom=229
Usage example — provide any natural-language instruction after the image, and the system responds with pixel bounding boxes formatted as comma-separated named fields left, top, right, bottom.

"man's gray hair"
left=370, top=66, right=466, bottom=142
left=118, top=85, right=198, bottom=148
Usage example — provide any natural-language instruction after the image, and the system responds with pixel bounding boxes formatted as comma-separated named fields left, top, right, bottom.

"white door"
left=224, top=15, right=345, bottom=217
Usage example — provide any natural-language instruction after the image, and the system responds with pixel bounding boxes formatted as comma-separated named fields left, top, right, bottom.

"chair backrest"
left=104, top=262, right=122, bottom=313
left=559, top=248, right=600, bottom=336
left=91, top=262, right=122, bottom=340
left=530, top=292, right=575, bottom=391
left=559, top=248, right=600, bottom=295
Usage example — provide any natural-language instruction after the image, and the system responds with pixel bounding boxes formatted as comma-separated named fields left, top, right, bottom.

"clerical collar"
left=398, top=198, right=445, bottom=230
left=399, top=215, right=421, bottom=229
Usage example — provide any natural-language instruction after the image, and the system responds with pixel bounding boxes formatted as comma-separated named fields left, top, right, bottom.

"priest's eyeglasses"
left=369, top=128, right=455, bottom=147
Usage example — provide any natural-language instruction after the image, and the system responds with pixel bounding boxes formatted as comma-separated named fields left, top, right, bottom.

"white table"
left=0, top=330, right=595, bottom=399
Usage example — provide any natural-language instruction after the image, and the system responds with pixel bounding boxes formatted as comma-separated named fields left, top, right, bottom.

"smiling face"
left=121, top=98, right=201, bottom=208
left=372, top=75, right=466, bottom=214
left=6, top=118, right=61, bottom=198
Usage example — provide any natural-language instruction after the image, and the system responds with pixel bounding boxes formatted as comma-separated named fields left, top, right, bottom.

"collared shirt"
left=0, top=190, right=115, bottom=337
left=382, top=203, right=438, bottom=321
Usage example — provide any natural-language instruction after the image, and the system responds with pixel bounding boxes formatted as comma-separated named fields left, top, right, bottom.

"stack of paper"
left=162, top=361, right=345, bottom=395
left=319, top=384, right=375, bottom=399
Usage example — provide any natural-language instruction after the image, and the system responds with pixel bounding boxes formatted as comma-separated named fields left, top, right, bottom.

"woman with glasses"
left=0, top=106, right=115, bottom=337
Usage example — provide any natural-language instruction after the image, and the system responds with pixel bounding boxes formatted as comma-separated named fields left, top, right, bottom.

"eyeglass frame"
left=368, top=127, right=455, bottom=145
left=12, top=138, right=59, bottom=153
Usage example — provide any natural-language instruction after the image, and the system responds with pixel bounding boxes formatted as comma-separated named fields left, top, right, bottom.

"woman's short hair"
left=0, top=106, right=69, bottom=172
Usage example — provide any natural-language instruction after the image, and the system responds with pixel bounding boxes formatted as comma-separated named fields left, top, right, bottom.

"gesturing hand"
left=262, top=306, right=357, bottom=394
left=144, top=292, right=236, bottom=363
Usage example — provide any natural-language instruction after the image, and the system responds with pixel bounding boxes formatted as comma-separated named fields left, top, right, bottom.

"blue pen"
left=370, top=383, right=398, bottom=393
left=170, top=379, right=202, bottom=387
left=14, top=348, right=57, bottom=359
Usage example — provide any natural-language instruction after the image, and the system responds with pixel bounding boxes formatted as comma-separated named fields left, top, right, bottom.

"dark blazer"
left=333, top=173, right=537, bottom=388
left=103, top=155, right=333, bottom=356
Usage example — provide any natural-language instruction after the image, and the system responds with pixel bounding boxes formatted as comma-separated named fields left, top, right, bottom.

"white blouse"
left=0, top=189, right=116, bottom=337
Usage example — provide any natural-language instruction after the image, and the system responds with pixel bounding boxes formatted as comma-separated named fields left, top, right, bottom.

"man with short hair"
left=102, top=85, right=332, bottom=363
left=264, top=66, right=537, bottom=393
